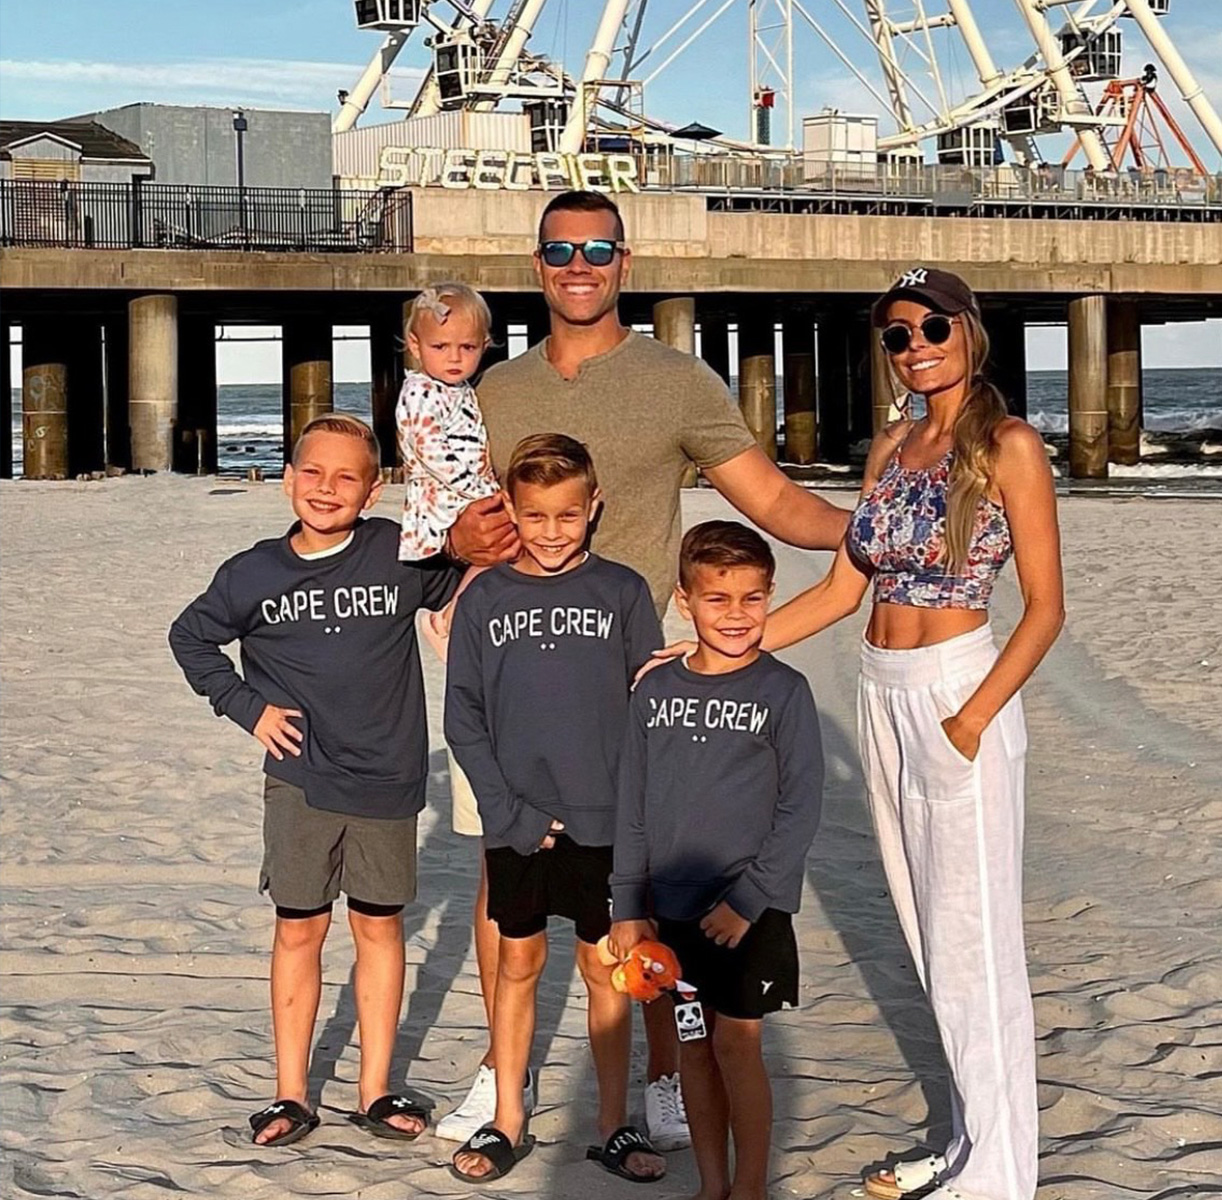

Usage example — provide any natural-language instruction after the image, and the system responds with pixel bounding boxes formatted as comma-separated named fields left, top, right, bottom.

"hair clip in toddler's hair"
left=415, top=286, right=452, bottom=323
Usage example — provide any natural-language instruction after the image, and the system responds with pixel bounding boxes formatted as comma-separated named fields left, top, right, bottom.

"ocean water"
left=8, top=369, right=1221, bottom=481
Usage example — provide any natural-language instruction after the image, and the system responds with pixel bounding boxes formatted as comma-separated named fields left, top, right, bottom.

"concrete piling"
left=2, top=320, right=12, bottom=479
left=104, top=318, right=130, bottom=473
left=870, top=329, right=896, bottom=434
left=1106, top=298, right=1142, bottom=466
left=738, top=311, right=777, bottom=461
left=816, top=317, right=851, bottom=463
left=281, top=316, right=333, bottom=461
left=129, top=295, right=179, bottom=473
left=21, top=321, right=69, bottom=480
left=177, top=316, right=217, bottom=474
left=66, top=320, right=105, bottom=477
left=783, top=353, right=817, bottom=464
left=987, top=313, right=1028, bottom=418
left=698, top=309, right=731, bottom=384
left=370, top=306, right=405, bottom=468
left=653, top=297, right=696, bottom=355
left=1068, top=295, right=1109, bottom=478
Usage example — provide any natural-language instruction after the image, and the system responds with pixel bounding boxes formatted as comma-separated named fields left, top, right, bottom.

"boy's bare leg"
left=643, top=993, right=680, bottom=1080
left=473, top=853, right=499, bottom=1068
left=259, top=911, right=330, bottom=1144
left=348, top=909, right=424, bottom=1135
left=454, top=931, right=546, bottom=1179
left=575, top=940, right=666, bottom=1181
left=714, top=1016, right=771, bottom=1200
left=678, top=1013, right=732, bottom=1200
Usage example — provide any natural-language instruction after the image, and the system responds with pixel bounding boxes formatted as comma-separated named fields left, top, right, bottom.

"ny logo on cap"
left=898, top=268, right=929, bottom=288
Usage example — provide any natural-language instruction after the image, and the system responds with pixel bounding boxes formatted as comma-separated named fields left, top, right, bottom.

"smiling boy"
left=610, top=521, right=824, bottom=1200
left=444, top=434, right=666, bottom=1184
left=169, top=414, right=460, bottom=1148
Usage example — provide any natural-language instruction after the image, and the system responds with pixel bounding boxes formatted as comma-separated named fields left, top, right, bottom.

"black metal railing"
left=0, top=180, right=413, bottom=252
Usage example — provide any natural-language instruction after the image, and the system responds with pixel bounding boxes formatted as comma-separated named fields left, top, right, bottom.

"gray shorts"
left=259, top=776, right=418, bottom=911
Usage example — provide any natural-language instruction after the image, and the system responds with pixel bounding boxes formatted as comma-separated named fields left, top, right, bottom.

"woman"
left=680, top=269, right=1062, bottom=1199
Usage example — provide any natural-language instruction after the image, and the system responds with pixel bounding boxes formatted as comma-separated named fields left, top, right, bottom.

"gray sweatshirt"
left=611, top=653, right=824, bottom=923
left=169, top=517, right=460, bottom=819
left=444, top=555, right=662, bottom=855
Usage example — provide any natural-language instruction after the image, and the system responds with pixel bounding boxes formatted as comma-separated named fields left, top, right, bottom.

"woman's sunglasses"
left=537, top=239, right=625, bottom=268
left=880, top=314, right=956, bottom=355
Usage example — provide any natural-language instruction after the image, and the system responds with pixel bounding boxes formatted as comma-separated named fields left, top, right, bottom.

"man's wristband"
left=444, top=532, right=469, bottom=566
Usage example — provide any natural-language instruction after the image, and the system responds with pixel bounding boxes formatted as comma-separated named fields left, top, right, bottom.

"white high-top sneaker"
left=435, top=1065, right=537, bottom=1143
left=644, top=1072, right=690, bottom=1151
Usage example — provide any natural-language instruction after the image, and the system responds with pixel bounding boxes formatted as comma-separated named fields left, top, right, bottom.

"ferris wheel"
left=337, top=0, right=1222, bottom=173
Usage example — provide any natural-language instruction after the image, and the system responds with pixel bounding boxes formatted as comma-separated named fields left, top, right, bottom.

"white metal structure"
left=338, top=0, right=1222, bottom=170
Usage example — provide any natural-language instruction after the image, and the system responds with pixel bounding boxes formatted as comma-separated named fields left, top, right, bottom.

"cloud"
left=0, top=56, right=426, bottom=116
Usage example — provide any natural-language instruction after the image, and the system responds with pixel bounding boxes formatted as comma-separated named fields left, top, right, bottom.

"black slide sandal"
left=585, top=1125, right=666, bottom=1183
left=346, top=1093, right=430, bottom=1141
left=451, top=1125, right=536, bottom=1182
left=249, top=1099, right=320, bottom=1147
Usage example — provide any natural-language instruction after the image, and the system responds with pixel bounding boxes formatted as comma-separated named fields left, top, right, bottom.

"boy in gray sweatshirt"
left=445, top=434, right=666, bottom=1185
left=610, top=521, right=823, bottom=1200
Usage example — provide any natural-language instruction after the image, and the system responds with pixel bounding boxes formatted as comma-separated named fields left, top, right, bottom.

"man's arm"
left=703, top=445, right=849, bottom=551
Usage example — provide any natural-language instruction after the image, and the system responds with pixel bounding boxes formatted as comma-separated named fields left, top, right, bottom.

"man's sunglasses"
left=880, top=313, right=956, bottom=355
left=537, top=239, right=625, bottom=268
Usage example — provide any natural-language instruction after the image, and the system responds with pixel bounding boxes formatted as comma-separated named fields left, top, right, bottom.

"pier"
left=3, top=178, right=1220, bottom=481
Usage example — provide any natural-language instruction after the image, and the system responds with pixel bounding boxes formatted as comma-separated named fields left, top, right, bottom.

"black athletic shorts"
left=657, top=907, right=799, bottom=1021
left=485, top=835, right=613, bottom=945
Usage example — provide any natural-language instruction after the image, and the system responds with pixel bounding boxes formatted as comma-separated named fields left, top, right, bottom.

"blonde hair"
left=882, top=307, right=1009, bottom=573
left=406, top=282, right=492, bottom=342
left=292, top=413, right=381, bottom=475
left=505, top=433, right=598, bottom=499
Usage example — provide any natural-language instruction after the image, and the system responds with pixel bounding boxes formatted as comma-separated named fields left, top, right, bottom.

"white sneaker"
left=644, top=1072, right=690, bottom=1151
left=435, top=1064, right=537, bottom=1143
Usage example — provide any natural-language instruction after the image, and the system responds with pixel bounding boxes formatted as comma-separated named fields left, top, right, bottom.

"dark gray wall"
left=87, top=104, right=332, bottom=187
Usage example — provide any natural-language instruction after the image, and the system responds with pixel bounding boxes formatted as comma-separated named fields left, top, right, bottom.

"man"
left=438, top=189, right=849, bottom=1151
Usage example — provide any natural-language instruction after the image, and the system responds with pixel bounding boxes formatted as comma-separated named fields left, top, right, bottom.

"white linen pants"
left=858, top=624, right=1037, bottom=1200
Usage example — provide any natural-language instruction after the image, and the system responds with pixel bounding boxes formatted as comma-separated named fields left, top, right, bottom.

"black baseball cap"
left=872, top=267, right=980, bottom=327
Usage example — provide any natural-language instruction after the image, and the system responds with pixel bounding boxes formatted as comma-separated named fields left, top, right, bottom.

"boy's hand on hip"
left=539, top=819, right=565, bottom=851
left=254, top=705, right=303, bottom=760
left=609, top=919, right=656, bottom=959
left=700, top=902, right=750, bottom=949
left=449, top=494, right=520, bottom=566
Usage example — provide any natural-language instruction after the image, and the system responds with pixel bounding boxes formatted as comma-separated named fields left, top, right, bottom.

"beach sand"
left=1, top=477, right=1219, bottom=1199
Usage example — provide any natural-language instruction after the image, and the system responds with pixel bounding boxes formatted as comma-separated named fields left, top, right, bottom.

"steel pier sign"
left=377, top=147, right=640, bottom=193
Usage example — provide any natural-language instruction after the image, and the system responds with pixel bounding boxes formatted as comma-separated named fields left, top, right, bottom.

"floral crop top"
left=847, top=448, right=1012, bottom=609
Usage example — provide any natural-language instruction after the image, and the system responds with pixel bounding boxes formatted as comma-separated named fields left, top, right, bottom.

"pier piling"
left=653, top=297, right=696, bottom=356
left=370, top=305, right=404, bottom=467
left=1107, top=299, right=1142, bottom=466
left=282, top=316, right=333, bottom=461
left=66, top=320, right=105, bottom=478
left=129, top=295, right=179, bottom=473
left=738, top=311, right=777, bottom=461
left=782, top=315, right=816, bottom=465
left=2, top=320, right=11, bottom=479
left=177, top=316, right=217, bottom=475
left=21, top=322, right=69, bottom=480
left=987, top=312, right=1028, bottom=418
left=816, top=317, right=852, bottom=463
left=698, top=308, right=731, bottom=384
left=1068, top=295, right=1109, bottom=478
left=104, top=318, right=130, bottom=473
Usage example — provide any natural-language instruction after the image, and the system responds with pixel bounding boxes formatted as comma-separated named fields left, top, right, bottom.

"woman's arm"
left=760, top=422, right=905, bottom=652
left=944, top=420, right=1065, bottom=757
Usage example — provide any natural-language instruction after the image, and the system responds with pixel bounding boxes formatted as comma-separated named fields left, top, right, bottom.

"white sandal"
left=864, top=1152, right=947, bottom=1199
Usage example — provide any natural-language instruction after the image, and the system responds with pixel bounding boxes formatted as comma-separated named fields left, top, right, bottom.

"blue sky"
left=2, top=1, right=1218, bottom=373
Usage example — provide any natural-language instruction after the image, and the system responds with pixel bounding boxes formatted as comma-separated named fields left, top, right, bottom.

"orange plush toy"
left=595, top=936, right=684, bottom=1003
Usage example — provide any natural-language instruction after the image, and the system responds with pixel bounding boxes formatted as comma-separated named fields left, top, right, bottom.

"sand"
left=1, top=476, right=1219, bottom=1200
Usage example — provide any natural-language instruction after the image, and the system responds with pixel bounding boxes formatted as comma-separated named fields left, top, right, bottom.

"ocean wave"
left=216, top=423, right=284, bottom=438
left=1028, top=410, right=1222, bottom=435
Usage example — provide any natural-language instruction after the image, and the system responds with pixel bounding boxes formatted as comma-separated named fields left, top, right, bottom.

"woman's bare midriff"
left=864, top=602, right=988, bottom=650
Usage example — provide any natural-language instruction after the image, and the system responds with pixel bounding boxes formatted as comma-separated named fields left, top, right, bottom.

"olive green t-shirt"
left=477, top=330, right=757, bottom=617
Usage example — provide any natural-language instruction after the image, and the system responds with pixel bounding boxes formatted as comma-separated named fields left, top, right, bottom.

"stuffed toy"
left=595, top=936, right=684, bottom=1003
